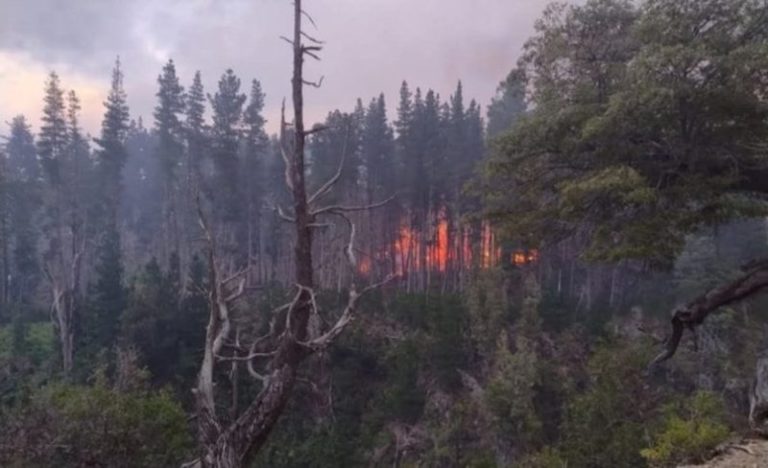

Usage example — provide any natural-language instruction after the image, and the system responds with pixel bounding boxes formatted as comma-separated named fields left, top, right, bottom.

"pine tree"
left=243, top=79, right=269, bottom=279
left=5, top=117, right=40, bottom=305
left=208, top=70, right=246, bottom=259
left=361, top=93, right=394, bottom=203
left=123, top=118, right=158, bottom=262
left=208, top=69, right=246, bottom=224
left=81, top=226, right=126, bottom=360
left=395, top=81, right=413, bottom=152
left=37, top=72, right=68, bottom=185
left=486, top=69, right=526, bottom=139
left=153, top=59, right=185, bottom=264
left=83, top=58, right=130, bottom=361
left=6, top=116, right=39, bottom=182
left=185, top=71, right=208, bottom=191
left=94, top=57, right=130, bottom=226
left=37, top=72, right=88, bottom=373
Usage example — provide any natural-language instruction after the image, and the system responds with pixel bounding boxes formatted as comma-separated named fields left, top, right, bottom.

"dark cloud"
left=0, top=0, right=554, bottom=134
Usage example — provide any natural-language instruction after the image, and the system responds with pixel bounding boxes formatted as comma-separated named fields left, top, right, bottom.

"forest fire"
left=358, top=217, right=508, bottom=276
left=356, top=215, right=539, bottom=277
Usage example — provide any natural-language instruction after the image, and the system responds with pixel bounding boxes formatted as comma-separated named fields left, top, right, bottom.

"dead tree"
left=43, top=241, right=84, bottom=375
left=650, top=258, right=768, bottom=367
left=42, top=171, right=87, bottom=375
left=187, top=2, right=394, bottom=466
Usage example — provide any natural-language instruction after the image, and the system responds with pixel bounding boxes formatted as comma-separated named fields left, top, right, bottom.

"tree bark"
left=651, top=259, right=768, bottom=367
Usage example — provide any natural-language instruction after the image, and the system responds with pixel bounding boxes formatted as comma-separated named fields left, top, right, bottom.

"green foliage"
left=560, top=339, right=660, bottom=467
left=0, top=381, right=192, bottom=467
left=483, top=0, right=768, bottom=267
left=486, top=331, right=542, bottom=450
left=467, top=268, right=508, bottom=359
left=379, top=337, right=426, bottom=423
left=79, top=225, right=126, bottom=361
left=641, top=391, right=730, bottom=467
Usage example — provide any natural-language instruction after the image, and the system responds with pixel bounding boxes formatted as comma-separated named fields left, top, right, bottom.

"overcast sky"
left=0, top=0, right=554, bottom=136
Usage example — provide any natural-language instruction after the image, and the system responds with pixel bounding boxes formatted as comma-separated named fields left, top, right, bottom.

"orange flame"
left=358, top=211, right=536, bottom=276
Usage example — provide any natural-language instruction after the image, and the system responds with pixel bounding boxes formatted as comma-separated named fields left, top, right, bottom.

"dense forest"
left=2, top=0, right=768, bottom=466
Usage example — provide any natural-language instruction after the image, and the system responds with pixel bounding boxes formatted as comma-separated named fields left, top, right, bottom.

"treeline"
left=0, top=56, right=527, bottom=370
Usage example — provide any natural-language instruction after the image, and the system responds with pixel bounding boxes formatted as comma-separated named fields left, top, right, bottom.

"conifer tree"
left=5, top=117, right=40, bottom=305
left=94, top=57, right=130, bottom=225
left=84, top=57, right=131, bottom=361
left=153, top=59, right=185, bottom=264
left=37, top=72, right=88, bottom=373
left=486, top=69, right=526, bottom=139
left=208, top=69, right=246, bottom=222
left=185, top=71, right=207, bottom=193
left=37, top=72, right=68, bottom=185
left=243, top=79, right=269, bottom=279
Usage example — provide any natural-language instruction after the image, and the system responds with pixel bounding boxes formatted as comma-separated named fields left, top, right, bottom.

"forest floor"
left=680, top=438, right=768, bottom=467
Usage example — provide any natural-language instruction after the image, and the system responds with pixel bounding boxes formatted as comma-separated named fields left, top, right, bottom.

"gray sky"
left=0, top=0, right=553, bottom=136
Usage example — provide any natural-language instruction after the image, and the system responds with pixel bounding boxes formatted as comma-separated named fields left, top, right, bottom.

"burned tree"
left=187, top=2, right=394, bottom=466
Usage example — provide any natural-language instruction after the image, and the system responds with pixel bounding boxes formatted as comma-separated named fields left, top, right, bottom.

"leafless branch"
left=223, top=267, right=249, bottom=286
left=302, top=76, right=325, bottom=89
left=650, top=259, right=768, bottom=367
left=301, top=275, right=397, bottom=351
left=224, top=277, right=246, bottom=303
left=216, top=350, right=277, bottom=362
left=300, top=8, right=318, bottom=29
left=300, top=31, right=324, bottom=44
left=308, top=123, right=351, bottom=205
left=302, top=47, right=322, bottom=61
left=275, top=205, right=296, bottom=223
left=312, top=194, right=396, bottom=216
left=304, top=124, right=327, bottom=136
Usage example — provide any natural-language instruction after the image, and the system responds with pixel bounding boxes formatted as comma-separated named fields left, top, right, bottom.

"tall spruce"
left=94, top=57, right=130, bottom=224
left=5, top=117, right=40, bottom=306
left=85, top=57, right=130, bottom=360
left=208, top=69, right=246, bottom=225
left=153, top=59, right=185, bottom=264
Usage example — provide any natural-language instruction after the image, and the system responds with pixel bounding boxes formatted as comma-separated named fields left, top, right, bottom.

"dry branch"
left=650, top=259, right=768, bottom=367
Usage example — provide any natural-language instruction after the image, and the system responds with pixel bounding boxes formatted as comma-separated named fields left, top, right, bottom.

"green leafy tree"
left=483, top=0, right=768, bottom=265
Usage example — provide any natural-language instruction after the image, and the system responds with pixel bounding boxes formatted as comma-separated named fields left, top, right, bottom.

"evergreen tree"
left=37, top=72, right=68, bottom=185
left=82, top=227, right=126, bottom=357
left=361, top=94, right=394, bottom=203
left=153, top=59, right=186, bottom=264
left=6, top=116, right=39, bottom=182
left=243, top=79, right=269, bottom=277
left=185, top=71, right=208, bottom=193
left=308, top=110, right=359, bottom=205
left=120, top=257, right=181, bottom=385
left=4, top=117, right=40, bottom=305
left=208, top=69, right=246, bottom=224
left=94, top=57, right=130, bottom=227
left=486, top=69, right=526, bottom=139
left=123, top=118, right=158, bottom=264
left=83, top=57, right=130, bottom=361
